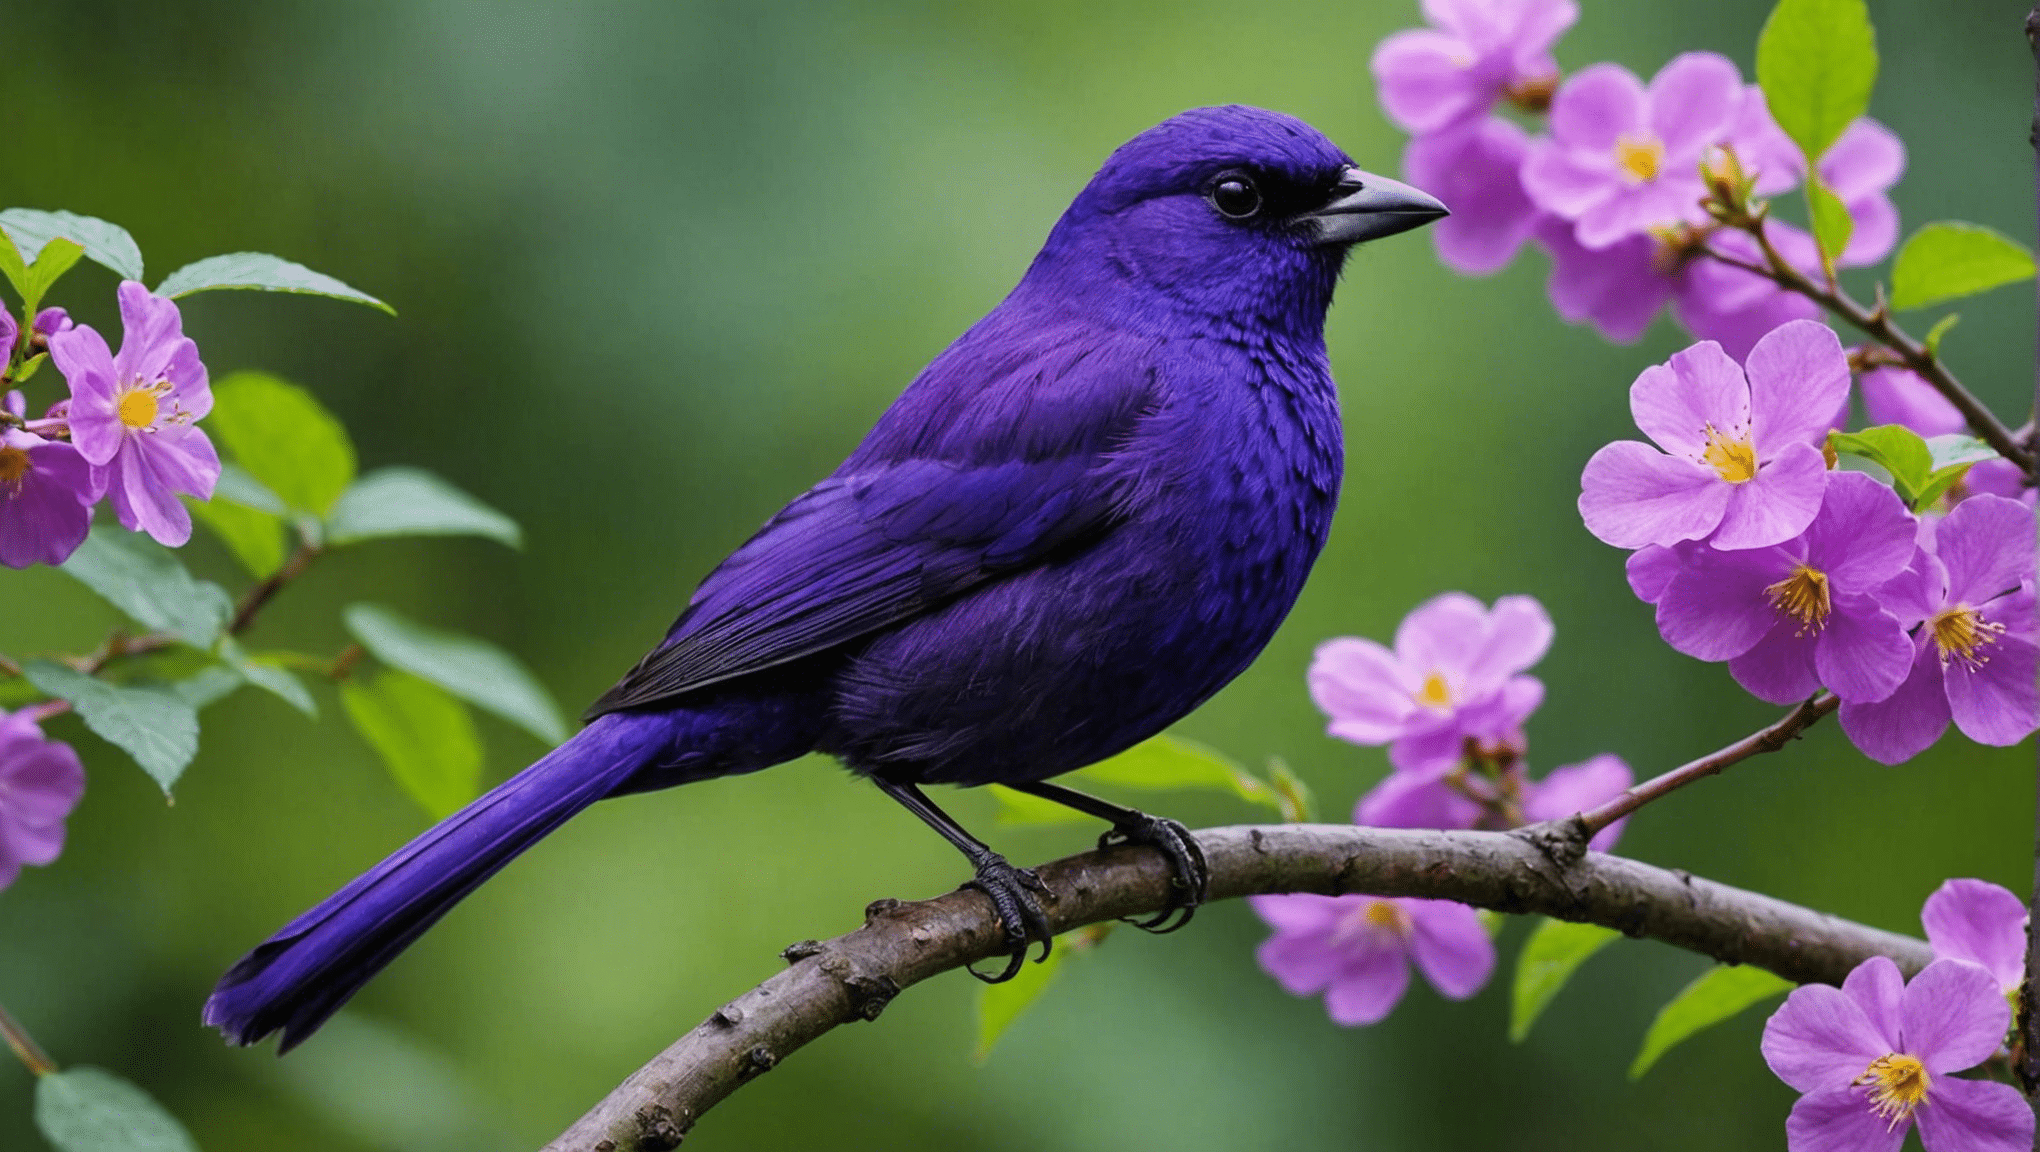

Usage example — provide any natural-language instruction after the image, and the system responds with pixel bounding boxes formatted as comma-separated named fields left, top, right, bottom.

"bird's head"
left=1022, top=105, right=1447, bottom=336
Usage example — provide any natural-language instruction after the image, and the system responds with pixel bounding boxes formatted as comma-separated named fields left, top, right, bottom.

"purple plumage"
left=206, top=105, right=1446, bottom=1048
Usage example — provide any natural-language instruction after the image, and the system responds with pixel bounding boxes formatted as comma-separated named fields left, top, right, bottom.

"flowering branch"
left=1699, top=225, right=2035, bottom=476
left=542, top=823, right=1931, bottom=1152
left=1577, top=692, right=1838, bottom=836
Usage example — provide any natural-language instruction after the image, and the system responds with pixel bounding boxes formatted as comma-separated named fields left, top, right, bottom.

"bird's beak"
left=1295, top=166, right=1449, bottom=247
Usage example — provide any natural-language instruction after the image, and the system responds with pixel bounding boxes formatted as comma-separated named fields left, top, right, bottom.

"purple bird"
left=205, top=105, right=1447, bottom=1050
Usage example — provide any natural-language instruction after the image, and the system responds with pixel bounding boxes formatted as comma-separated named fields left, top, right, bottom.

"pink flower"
left=0, top=708, right=86, bottom=892
left=1370, top=0, right=1579, bottom=135
left=1521, top=753, right=1632, bottom=851
left=1921, top=879, right=2026, bottom=1001
left=1762, top=956, right=2031, bottom=1152
left=1579, top=321, right=1848, bottom=551
left=1795, top=118, right=1908, bottom=267
left=1839, top=495, right=2038, bottom=762
left=1653, top=470, right=1920, bottom=705
left=1860, top=366, right=1964, bottom=438
left=1522, top=53, right=1746, bottom=249
left=1250, top=893, right=1494, bottom=1025
left=0, top=391, right=94, bottom=568
left=1404, top=117, right=1542, bottom=275
left=1309, top=593, right=1552, bottom=772
left=48, top=281, right=218, bottom=546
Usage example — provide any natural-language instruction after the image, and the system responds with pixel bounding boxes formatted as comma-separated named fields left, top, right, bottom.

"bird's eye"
left=1208, top=173, right=1262, bottom=220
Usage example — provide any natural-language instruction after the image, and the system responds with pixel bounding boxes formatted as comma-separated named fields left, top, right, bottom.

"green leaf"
left=990, top=785, right=1089, bottom=826
left=1889, top=222, right=2037, bottom=311
left=155, top=252, right=395, bottom=316
left=34, top=1066, right=200, bottom=1152
left=207, top=371, right=357, bottom=516
left=327, top=467, right=522, bottom=548
left=14, top=352, right=46, bottom=383
left=19, top=237, right=85, bottom=315
left=341, top=668, right=483, bottom=819
left=1755, top=0, right=1877, bottom=161
left=1073, top=734, right=1285, bottom=814
left=24, top=662, right=199, bottom=795
left=1806, top=179, right=1852, bottom=272
left=1630, top=965, right=1793, bottom=1078
left=1922, top=313, right=1960, bottom=356
left=1265, top=757, right=1316, bottom=822
left=172, top=665, right=245, bottom=711
left=219, top=640, right=316, bottom=717
left=1509, top=918, right=1622, bottom=1042
left=0, top=229, right=28, bottom=299
left=59, top=526, right=234, bottom=647
left=1828, top=425, right=1935, bottom=506
left=1926, top=435, right=1998, bottom=471
left=0, top=208, right=145, bottom=280
left=187, top=495, right=286, bottom=578
left=343, top=603, right=566, bottom=745
left=975, top=933, right=1068, bottom=1062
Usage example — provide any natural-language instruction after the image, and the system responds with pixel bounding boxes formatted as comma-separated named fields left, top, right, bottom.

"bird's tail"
left=204, top=711, right=675, bottom=1051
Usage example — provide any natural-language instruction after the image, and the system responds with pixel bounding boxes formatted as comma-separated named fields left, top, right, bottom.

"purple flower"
left=1404, top=117, right=1541, bottom=275
left=1655, top=470, right=1919, bottom=704
left=1959, top=458, right=2035, bottom=509
left=1762, top=956, right=2031, bottom=1152
left=1839, top=494, right=2038, bottom=761
left=0, top=425, right=94, bottom=569
left=32, top=307, right=72, bottom=340
left=0, top=708, right=86, bottom=892
left=1521, top=753, right=1633, bottom=851
left=1860, top=366, right=1964, bottom=438
left=48, top=281, right=218, bottom=547
left=1250, top=893, right=1494, bottom=1025
left=1309, top=593, right=1551, bottom=772
left=1522, top=54, right=1745, bottom=249
left=1792, top=118, right=1907, bottom=267
left=1355, top=766, right=1483, bottom=831
left=1371, top=0, right=1578, bottom=135
left=1921, top=879, right=2026, bottom=1001
left=1579, top=321, right=1848, bottom=551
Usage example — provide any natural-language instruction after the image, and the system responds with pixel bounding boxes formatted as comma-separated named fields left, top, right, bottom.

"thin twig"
left=0, top=1002, right=57, bottom=1077
left=227, top=539, right=322, bottom=638
left=1577, top=693, right=1839, bottom=836
left=542, top=822, right=1930, bottom=1152
left=1699, top=234, right=2034, bottom=476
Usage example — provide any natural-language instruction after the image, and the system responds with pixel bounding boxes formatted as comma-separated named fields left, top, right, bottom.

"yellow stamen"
left=1415, top=671, right=1452, bottom=708
left=1615, top=133, right=1665, bottom=182
left=1701, top=425, right=1759, bottom=483
left=117, top=388, right=159, bottom=430
left=1363, top=902, right=1411, bottom=934
left=1855, top=1053, right=1930, bottom=1130
left=0, top=444, right=28, bottom=488
left=1930, top=604, right=2004, bottom=670
left=1766, top=565, right=1832, bottom=632
left=1333, top=899, right=1413, bottom=945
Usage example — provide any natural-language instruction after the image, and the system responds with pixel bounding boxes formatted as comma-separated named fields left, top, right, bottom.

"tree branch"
left=542, top=822, right=1930, bottom=1152
left=1578, top=692, right=1838, bottom=835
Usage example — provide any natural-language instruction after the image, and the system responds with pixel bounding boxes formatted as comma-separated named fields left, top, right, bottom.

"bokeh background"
left=3, top=1, right=2035, bottom=1148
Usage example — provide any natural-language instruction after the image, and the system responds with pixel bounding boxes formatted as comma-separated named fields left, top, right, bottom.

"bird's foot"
left=1099, top=812, right=1209, bottom=934
left=962, top=856, right=1054, bottom=983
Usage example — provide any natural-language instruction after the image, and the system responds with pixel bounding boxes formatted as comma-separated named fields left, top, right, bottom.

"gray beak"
left=1295, top=166, right=1449, bottom=247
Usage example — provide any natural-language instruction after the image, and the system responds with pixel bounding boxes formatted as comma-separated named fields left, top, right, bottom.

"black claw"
left=1099, top=813, right=1209, bottom=934
left=962, top=856, right=1053, bottom=983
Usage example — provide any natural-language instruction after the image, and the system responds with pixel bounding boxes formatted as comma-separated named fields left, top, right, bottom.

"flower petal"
left=1521, top=139, right=1619, bottom=219
left=1814, top=599, right=1915, bottom=704
left=111, top=281, right=188, bottom=384
left=1784, top=1084, right=1908, bottom=1152
left=1550, top=63, right=1648, bottom=151
left=1647, top=52, right=1743, bottom=157
left=1256, top=925, right=1346, bottom=995
left=106, top=441, right=195, bottom=547
left=1746, top=320, right=1853, bottom=450
left=1944, top=633, right=2040, bottom=747
left=1922, top=879, right=2027, bottom=993
left=1935, top=495, right=2036, bottom=607
left=1249, top=892, right=1346, bottom=937
left=1394, top=592, right=1489, bottom=679
left=1730, top=621, right=1823, bottom=704
left=1837, top=644, right=1950, bottom=764
left=1535, top=221, right=1670, bottom=342
left=1914, top=1073, right=2035, bottom=1152
left=1311, top=637, right=1417, bottom=744
left=1578, top=440, right=1728, bottom=549
left=1406, top=119, right=1539, bottom=275
left=1463, top=594, right=1553, bottom=689
left=1806, top=471, right=1921, bottom=589
left=1762, top=979, right=1894, bottom=1092
left=1819, top=119, right=1906, bottom=202
left=46, top=325, right=121, bottom=466
left=1372, top=29, right=1485, bottom=135
left=1324, top=944, right=1412, bottom=1026
left=1710, top=441, right=1828, bottom=550
left=1842, top=955, right=1906, bottom=1049
left=1902, top=958, right=2009, bottom=1074
left=1658, top=547, right=1793, bottom=661
left=1635, top=340, right=1751, bottom=457
left=1523, top=754, right=1633, bottom=851
left=1407, top=900, right=1495, bottom=999
left=1355, top=771, right=1483, bottom=830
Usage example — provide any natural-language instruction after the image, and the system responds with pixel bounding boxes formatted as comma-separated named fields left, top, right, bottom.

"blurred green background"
left=3, top=1, right=2035, bottom=1148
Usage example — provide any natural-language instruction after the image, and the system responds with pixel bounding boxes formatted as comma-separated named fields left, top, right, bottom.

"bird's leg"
left=870, top=777, right=1052, bottom=983
left=1007, top=781, right=1209, bottom=934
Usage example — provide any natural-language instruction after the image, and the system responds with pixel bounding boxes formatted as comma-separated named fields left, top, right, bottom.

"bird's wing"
left=583, top=333, right=1158, bottom=717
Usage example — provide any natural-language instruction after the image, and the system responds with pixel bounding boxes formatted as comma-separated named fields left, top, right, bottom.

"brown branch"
left=1699, top=233, right=2035, bottom=476
left=542, top=823, right=1930, bottom=1152
left=227, top=538, right=321, bottom=637
left=1578, top=693, right=1839, bottom=836
left=0, top=1001, right=56, bottom=1077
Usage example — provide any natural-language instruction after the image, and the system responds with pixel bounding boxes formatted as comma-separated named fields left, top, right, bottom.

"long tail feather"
left=204, top=712, right=668, bottom=1051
